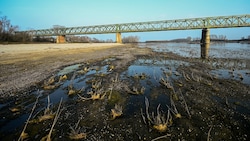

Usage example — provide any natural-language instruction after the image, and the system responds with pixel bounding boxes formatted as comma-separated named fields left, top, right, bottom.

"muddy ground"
left=0, top=43, right=150, bottom=99
left=0, top=43, right=250, bottom=140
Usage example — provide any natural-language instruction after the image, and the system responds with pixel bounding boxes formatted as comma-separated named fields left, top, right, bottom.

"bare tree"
left=218, top=35, right=227, bottom=40
left=0, top=15, right=32, bottom=43
left=106, top=39, right=114, bottom=43
left=0, top=15, right=19, bottom=42
left=66, top=35, right=103, bottom=43
left=210, top=34, right=218, bottom=40
left=186, top=36, right=192, bottom=41
left=122, top=36, right=140, bottom=43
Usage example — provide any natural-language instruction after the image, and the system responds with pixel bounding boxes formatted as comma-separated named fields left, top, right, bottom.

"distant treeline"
left=66, top=35, right=139, bottom=43
left=0, top=15, right=30, bottom=43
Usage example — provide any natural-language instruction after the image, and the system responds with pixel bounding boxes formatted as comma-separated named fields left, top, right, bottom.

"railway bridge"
left=16, top=14, right=250, bottom=44
left=16, top=14, right=250, bottom=58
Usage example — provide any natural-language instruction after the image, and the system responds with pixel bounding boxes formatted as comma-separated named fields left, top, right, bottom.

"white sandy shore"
left=0, top=43, right=123, bottom=54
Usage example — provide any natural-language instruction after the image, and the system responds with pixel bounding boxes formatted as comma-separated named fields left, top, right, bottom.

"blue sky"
left=1, top=0, right=250, bottom=41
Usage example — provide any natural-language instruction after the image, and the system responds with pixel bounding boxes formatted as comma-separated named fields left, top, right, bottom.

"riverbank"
left=0, top=43, right=151, bottom=99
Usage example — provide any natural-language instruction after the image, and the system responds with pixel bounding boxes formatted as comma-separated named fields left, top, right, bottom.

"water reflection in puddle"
left=0, top=56, right=190, bottom=135
left=139, top=42, right=250, bottom=59
left=139, top=43, right=250, bottom=85
left=0, top=61, right=112, bottom=134
left=0, top=114, right=29, bottom=133
left=121, top=58, right=189, bottom=116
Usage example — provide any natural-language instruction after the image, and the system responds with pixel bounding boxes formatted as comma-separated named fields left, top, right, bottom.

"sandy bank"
left=0, top=43, right=151, bottom=98
left=0, top=43, right=123, bottom=54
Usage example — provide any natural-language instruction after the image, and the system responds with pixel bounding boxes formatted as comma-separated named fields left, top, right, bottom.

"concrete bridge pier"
left=56, top=35, right=66, bottom=43
left=200, top=28, right=210, bottom=59
left=116, top=32, right=122, bottom=43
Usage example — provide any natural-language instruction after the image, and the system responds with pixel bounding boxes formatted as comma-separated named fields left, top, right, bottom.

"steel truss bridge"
left=16, top=14, right=250, bottom=43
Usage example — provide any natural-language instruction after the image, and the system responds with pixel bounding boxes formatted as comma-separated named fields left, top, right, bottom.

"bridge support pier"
left=56, top=35, right=66, bottom=43
left=116, top=32, right=122, bottom=43
left=200, top=43, right=210, bottom=59
left=200, top=28, right=210, bottom=59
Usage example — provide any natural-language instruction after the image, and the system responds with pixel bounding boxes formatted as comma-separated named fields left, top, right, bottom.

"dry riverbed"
left=0, top=43, right=250, bottom=140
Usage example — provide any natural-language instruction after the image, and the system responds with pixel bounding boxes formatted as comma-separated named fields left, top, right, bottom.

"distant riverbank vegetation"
left=66, top=35, right=140, bottom=43
left=122, top=36, right=140, bottom=43
left=0, top=15, right=30, bottom=43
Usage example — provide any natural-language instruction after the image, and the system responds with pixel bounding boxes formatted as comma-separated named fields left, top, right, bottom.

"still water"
left=139, top=42, right=250, bottom=85
left=138, top=42, right=250, bottom=59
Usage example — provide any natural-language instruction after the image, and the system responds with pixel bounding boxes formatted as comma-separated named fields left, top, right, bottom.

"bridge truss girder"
left=16, top=14, right=250, bottom=36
